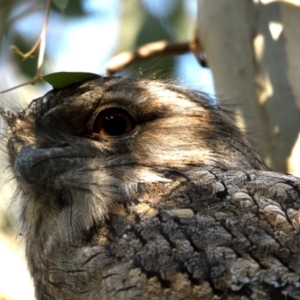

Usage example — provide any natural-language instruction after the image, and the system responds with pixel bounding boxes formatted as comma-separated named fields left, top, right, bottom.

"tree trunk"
left=196, top=0, right=300, bottom=175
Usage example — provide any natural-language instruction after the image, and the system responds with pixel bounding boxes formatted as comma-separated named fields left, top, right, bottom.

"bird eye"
left=92, top=108, right=136, bottom=137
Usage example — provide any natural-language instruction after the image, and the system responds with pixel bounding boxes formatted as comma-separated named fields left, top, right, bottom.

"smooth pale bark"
left=196, top=0, right=300, bottom=174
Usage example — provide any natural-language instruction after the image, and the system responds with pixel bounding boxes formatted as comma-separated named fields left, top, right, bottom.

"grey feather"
left=2, top=76, right=300, bottom=299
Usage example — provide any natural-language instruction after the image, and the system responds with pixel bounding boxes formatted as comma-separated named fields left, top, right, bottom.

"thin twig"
left=106, top=40, right=193, bottom=76
left=0, top=0, right=52, bottom=94
left=37, top=0, right=51, bottom=73
left=22, top=37, right=42, bottom=60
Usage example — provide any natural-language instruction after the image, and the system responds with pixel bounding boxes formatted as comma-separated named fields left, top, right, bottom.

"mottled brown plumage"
left=1, top=77, right=300, bottom=299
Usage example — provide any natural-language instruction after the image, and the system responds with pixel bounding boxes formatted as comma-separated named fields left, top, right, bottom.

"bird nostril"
left=56, top=142, right=69, bottom=148
left=14, top=145, right=78, bottom=185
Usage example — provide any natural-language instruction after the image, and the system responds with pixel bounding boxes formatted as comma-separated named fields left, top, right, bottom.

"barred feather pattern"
left=1, top=77, right=300, bottom=299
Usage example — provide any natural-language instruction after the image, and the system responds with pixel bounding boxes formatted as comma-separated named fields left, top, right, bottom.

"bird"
left=1, top=76, right=300, bottom=300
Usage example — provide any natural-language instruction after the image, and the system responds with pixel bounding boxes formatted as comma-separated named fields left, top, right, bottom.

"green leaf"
left=53, top=0, right=69, bottom=11
left=42, top=72, right=100, bottom=89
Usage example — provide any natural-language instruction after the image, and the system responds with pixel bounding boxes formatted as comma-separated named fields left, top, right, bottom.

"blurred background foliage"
left=0, top=0, right=211, bottom=93
left=0, top=1, right=212, bottom=299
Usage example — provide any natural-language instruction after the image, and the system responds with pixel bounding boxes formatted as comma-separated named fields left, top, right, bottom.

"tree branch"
left=106, top=40, right=194, bottom=76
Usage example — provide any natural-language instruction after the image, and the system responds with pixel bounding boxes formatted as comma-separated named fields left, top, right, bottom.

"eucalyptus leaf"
left=42, top=72, right=100, bottom=89
left=53, top=0, right=69, bottom=11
